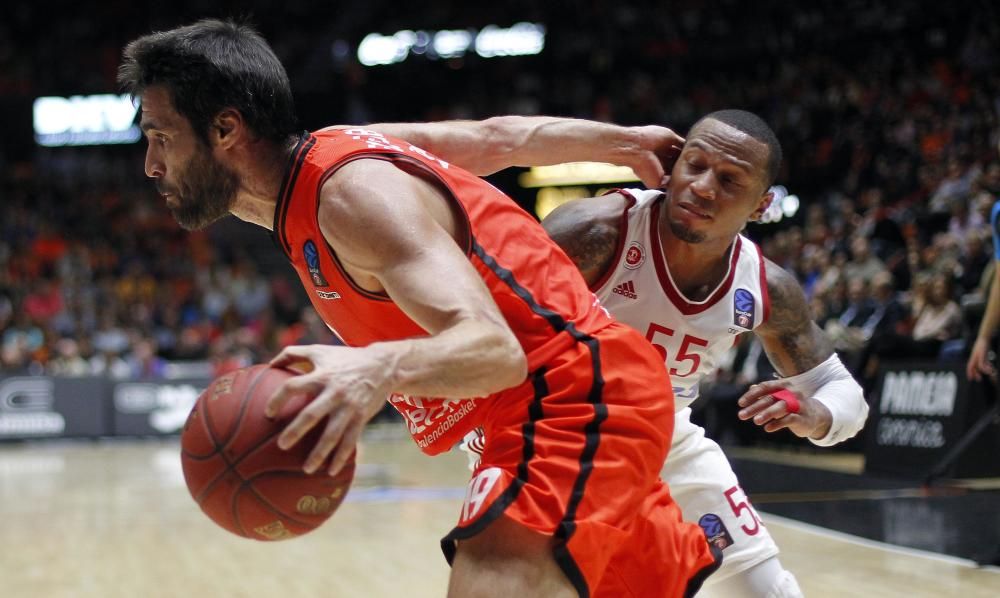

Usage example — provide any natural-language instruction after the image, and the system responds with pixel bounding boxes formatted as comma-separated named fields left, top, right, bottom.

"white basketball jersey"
left=593, top=188, right=770, bottom=411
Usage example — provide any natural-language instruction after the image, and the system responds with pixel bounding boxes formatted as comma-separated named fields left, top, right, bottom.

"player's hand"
left=965, top=337, right=996, bottom=382
left=737, top=380, right=832, bottom=440
left=265, top=344, right=390, bottom=476
left=623, top=125, right=684, bottom=189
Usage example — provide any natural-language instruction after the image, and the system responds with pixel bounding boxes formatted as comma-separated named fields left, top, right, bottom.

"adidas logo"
left=612, top=280, right=638, bottom=300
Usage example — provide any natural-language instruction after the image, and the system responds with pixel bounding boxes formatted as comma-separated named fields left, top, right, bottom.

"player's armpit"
left=541, top=194, right=627, bottom=287
left=754, top=259, right=835, bottom=376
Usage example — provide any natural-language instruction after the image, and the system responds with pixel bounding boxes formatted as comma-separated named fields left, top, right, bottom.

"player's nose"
left=689, top=171, right=717, bottom=200
left=144, top=146, right=164, bottom=179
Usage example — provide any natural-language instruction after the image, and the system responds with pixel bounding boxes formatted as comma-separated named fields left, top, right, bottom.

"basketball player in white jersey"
left=363, top=111, right=869, bottom=598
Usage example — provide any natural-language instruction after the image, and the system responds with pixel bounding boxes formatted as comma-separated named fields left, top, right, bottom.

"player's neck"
left=229, top=139, right=297, bottom=230
left=658, top=221, right=737, bottom=299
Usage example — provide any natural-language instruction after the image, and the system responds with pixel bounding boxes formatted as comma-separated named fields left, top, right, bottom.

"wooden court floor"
left=1, top=427, right=997, bottom=597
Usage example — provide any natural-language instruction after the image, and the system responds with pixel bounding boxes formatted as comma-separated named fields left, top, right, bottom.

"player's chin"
left=667, top=219, right=708, bottom=244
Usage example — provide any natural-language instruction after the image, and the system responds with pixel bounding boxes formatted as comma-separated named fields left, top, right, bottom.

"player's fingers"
left=737, top=381, right=787, bottom=408
left=278, top=391, right=335, bottom=451
left=269, top=345, right=316, bottom=368
left=264, top=373, right=319, bottom=418
left=978, top=357, right=996, bottom=379
left=967, top=351, right=986, bottom=380
left=763, top=414, right=800, bottom=434
left=752, top=401, right=790, bottom=426
left=303, top=405, right=348, bottom=474
left=328, top=418, right=363, bottom=476
left=634, top=157, right=666, bottom=189
left=966, top=360, right=979, bottom=381
left=657, top=143, right=684, bottom=170
left=737, top=395, right=775, bottom=420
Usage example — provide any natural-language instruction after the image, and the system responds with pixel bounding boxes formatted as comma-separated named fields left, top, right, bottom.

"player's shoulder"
left=761, top=257, right=801, bottom=298
left=541, top=192, right=630, bottom=237
left=316, top=159, right=424, bottom=246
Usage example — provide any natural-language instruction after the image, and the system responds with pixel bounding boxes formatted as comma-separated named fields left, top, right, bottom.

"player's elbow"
left=475, top=116, right=525, bottom=173
left=490, top=329, right=528, bottom=391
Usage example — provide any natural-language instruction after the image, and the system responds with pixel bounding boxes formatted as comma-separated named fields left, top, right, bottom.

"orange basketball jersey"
left=273, top=128, right=614, bottom=454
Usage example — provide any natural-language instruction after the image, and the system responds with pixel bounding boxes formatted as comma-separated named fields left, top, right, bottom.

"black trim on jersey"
left=471, top=238, right=568, bottom=333
left=685, top=543, right=724, bottom=598
left=439, top=369, right=548, bottom=563
left=551, top=331, right=606, bottom=598
left=439, top=237, right=612, bottom=597
left=272, top=131, right=314, bottom=257
left=473, top=235, right=610, bottom=595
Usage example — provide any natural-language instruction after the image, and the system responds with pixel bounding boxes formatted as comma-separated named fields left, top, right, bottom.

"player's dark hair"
left=118, top=19, right=298, bottom=145
left=693, top=109, right=783, bottom=186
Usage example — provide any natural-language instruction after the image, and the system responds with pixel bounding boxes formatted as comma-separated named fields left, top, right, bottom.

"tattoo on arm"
left=542, top=198, right=621, bottom=286
left=757, top=260, right=835, bottom=376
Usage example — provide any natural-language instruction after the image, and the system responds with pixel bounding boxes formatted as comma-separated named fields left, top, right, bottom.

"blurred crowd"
left=0, top=178, right=337, bottom=377
left=1, top=2, right=998, bottom=399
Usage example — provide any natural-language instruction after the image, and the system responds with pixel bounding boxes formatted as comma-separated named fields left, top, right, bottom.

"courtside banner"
left=111, top=378, right=210, bottom=436
left=864, top=361, right=996, bottom=478
left=0, top=376, right=109, bottom=439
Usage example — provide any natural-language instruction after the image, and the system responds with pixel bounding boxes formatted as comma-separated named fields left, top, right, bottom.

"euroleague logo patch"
left=303, top=239, right=328, bottom=287
left=733, top=288, right=755, bottom=329
left=698, top=513, right=734, bottom=551
left=623, top=241, right=645, bottom=270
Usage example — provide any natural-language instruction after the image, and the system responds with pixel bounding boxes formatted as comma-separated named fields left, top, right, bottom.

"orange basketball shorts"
left=441, top=322, right=721, bottom=597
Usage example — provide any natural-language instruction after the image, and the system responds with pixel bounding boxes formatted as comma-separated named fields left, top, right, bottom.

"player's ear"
left=749, top=188, right=775, bottom=222
left=211, top=109, right=242, bottom=149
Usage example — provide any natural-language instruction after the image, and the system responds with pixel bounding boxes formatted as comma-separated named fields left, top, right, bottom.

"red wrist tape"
left=772, top=389, right=801, bottom=414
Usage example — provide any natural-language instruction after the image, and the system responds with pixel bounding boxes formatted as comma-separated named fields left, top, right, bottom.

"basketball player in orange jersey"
left=119, top=19, right=719, bottom=598
left=364, top=112, right=870, bottom=598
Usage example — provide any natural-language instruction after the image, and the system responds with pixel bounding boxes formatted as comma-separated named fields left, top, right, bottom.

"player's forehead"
left=139, top=85, right=185, bottom=132
left=684, top=119, right=768, bottom=173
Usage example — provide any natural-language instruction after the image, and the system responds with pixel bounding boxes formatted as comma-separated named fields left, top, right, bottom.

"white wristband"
left=779, top=354, right=869, bottom=447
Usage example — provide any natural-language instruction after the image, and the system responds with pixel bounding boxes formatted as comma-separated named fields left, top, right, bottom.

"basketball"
left=180, top=364, right=355, bottom=541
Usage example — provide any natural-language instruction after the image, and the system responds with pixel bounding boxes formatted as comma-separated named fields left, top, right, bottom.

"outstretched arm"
left=265, top=158, right=527, bottom=475
left=328, top=117, right=684, bottom=188
left=737, top=259, right=869, bottom=446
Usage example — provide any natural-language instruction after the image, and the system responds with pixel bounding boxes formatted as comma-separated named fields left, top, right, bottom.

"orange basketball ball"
left=180, top=364, right=355, bottom=540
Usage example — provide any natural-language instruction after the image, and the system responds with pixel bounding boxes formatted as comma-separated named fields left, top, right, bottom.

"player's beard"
left=159, top=142, right=239, bottom=231
left=665, top=190, right=708, bottom=244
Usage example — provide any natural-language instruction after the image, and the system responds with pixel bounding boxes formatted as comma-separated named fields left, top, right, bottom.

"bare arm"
left=967, top=260, right=1000, bottom=381
left=540, top=193, right=627, bottom=286
left=738, top=259, right=869, bottom=445
left=266, top=158, right=526, bottom=473
left=330, top=117, right=684, bottom=188
left=754, top=259, right=835, bottom=376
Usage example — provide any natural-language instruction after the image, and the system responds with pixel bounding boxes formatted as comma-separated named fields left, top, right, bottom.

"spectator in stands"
left=125, top=338, right=168, bottom=379
left=843, top=237, right=888, bottom=282
left=48, top=338, right=91, bottom=376
left=958, top=230, right=993, bottom=295
left=825, top=278, right=875, bottom=357
left=853, top=272, right=910, bottom=379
